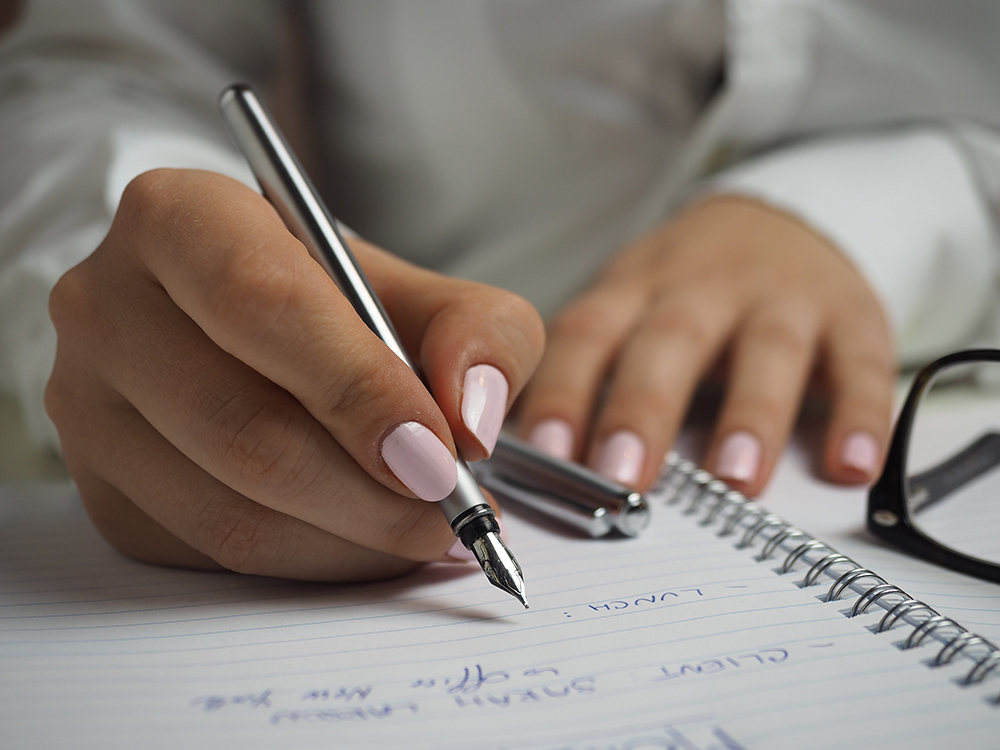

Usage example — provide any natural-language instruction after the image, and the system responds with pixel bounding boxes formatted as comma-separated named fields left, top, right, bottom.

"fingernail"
left=716, top=430, right=762, bottom=484
left=462, top=364, right=509, bottom=457
left=841, top=430, right=879, bottom=476
left=381, top=422, right=457, bottom=502
left=595, top=430, right=646, bottom=486
left=444, top=536, right=477, bottom=563
left=528, top=418, right=574, bottom=460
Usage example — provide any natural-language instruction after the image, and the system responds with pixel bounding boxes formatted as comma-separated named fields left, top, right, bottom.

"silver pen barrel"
left=219, top=84, right=526, bottom=606
left=218, top=85, right=412, bottom=368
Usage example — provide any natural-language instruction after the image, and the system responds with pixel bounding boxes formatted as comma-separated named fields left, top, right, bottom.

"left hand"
left=516, top=195, right=896, bottom=496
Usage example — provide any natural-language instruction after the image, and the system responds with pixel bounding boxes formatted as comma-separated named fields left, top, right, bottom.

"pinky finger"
left=820, top=311, right=896, bottom=484
left=67, top=403, right=424, bottom=581
left=71, top=468, right=222, bottom=570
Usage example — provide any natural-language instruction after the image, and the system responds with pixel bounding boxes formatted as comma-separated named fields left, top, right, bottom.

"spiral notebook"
left=2, top=454, right=1000, bottom=750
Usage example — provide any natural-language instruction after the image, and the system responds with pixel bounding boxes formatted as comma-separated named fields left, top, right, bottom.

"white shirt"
left=1, top=0, right=999, bottom=447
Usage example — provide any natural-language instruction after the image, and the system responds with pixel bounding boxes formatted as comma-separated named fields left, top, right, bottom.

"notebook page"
left=1, top=482, right=998, bottom=750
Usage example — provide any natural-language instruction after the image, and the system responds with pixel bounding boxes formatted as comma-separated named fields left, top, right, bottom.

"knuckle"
left=474, top=285, right=535, bottom=322
left=839, top=393, right=891, bottom=425
left=206, top=243, right=300, bottom=337
left=117, top=169, right=226, bottom=271
left=45, top=322, right=95, bottom=431
left=623, top=387, right=677, bottom=422
left=729, top=395, right=787, bottom=431
left=43, top=369, right=71, bottom=427
left=550, top=293, right=624, bottom=344
left=198, top=499, right=283, bottom=575
left=459, top=286, right=546, bottom=369
left=48, top=264, right=97, bottom=334
left=831, top=347, right=896, bottom=394
left=642, top=302, right=714, bottom=352
left=834, top=297, right=892, bottom=343
left=213, top=388, right=317, bottom=499
left=742, top=318, right=811, bottom=359
left=316, top=359, right=383, bottom=421
left=853, top=350, right=896, bottom=382
left=485, top=289, right=546, bottom=347
left=838, top=366, right=896, bottom=408
left=117, top=169, right=185, bottom=233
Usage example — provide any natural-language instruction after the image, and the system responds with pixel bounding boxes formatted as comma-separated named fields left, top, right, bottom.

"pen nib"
left=470, top=531, right=528, bottom=608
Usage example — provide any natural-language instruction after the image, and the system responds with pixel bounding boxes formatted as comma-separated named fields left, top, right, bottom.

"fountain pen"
left=218, top=83, right=527, bottom=608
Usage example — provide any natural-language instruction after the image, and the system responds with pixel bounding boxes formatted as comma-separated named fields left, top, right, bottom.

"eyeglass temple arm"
left=908, top=431, right=1000, bottom=514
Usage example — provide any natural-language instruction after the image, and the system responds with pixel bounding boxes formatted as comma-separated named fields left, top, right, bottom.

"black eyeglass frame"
left=868, top=348, right=1000, bottom=584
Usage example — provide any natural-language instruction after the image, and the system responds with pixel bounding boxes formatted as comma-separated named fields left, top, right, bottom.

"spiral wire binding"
left=849, top=583, right=907, bottom=618
left=803, top=554, right=853, bottom=587
left=967, top=652, right=1000, bottom=686
left=759, top=528, right=809, bottom=562
left=878, top=601, right=937, bottom=634
left=827, top=568, right=886, bottom=603
left=655, top=452, right=1000, bottom=699
left=779, top=539, right=829, bottom=574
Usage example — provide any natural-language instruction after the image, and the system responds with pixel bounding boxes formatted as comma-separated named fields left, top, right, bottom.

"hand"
left=46, top=169, right=544, bottom=580
left=517, top=195, right=895, bottom=496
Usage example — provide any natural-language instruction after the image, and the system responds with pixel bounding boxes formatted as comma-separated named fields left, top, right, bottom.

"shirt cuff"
left=706, top=128, right=999, bottom=364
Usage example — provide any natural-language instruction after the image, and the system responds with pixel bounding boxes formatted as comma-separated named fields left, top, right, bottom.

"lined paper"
left=2, top=478, right=998, bottom=750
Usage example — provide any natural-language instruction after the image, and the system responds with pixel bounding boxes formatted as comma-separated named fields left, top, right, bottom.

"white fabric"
left=1, top=0, right=1000, bottom=447
left=711, top=128, right=998, bottom=363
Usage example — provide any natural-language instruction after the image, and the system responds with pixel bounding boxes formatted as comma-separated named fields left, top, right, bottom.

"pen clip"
left=472, top=434, right=650, bottom=538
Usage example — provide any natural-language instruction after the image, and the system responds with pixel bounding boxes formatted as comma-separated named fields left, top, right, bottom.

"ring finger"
left=704, top=299, right=822, bottom=495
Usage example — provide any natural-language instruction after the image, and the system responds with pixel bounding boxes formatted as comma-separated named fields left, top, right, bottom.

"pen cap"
left=484, top=434, right=650, bottom=536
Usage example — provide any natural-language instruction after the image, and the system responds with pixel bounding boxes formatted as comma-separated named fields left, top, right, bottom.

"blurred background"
left=0, top=0, right=67, bottom=481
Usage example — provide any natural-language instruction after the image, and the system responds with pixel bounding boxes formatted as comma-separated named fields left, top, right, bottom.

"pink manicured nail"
left=716, top=431, right=762, bottom=484
left=380, top=422, right=457, bottom=502
left=445, top=537, right=477, bottom=562
left=841, top=430, right=879, bottom=475
left=595, top=430, right=646, bottom=486
left=528, top=418, right=574, bottom=460
left=462, top=364, right=509, bottom=456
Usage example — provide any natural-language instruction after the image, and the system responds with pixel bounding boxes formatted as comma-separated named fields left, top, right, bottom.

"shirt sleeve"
left=693, top=0, right=1000, bottom=368
left=0, top=0, right=273, bottom=447
left=706, top=127, right=999, bottom=367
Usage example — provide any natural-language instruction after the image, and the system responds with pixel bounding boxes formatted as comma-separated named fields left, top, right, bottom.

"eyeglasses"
left=868, top=349, right=1000, bottom=584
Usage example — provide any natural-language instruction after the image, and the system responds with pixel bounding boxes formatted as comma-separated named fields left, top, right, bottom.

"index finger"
left=367, top=251, right=545, bottom=461
left=117, top=169, right=457, bottom=501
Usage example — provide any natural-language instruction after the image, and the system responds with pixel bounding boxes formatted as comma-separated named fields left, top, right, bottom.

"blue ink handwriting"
left=270, top=703, right=418, bottom=724
left=652, top=648, right=789, bottom=682
left=587, top=588, right=704, bottom=613
left=453, top=677, right=596, bottom=709
left=300, top=686, right=373, bottom=702
left=191, top=689, right=272, bottom=712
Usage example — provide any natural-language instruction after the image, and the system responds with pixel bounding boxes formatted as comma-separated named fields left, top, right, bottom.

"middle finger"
left=587, top=285, right=742, bottom=488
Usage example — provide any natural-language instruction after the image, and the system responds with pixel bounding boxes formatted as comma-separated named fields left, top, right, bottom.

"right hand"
left=45, top=169, right=544, bottom=581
